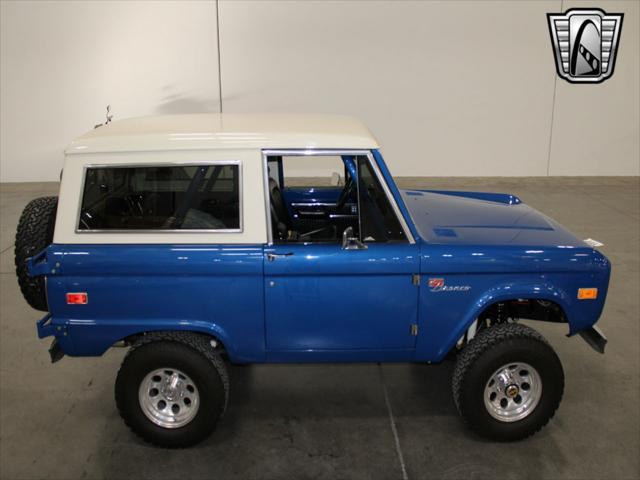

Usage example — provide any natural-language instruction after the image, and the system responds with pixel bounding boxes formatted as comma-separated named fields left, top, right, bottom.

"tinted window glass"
left=279, top=155, right=346, bottom=187
left=357, top=158, right=406, bottom=242
left=266, top=154, right=360, bottom=244
left=78, top=164, right=240, bottom=230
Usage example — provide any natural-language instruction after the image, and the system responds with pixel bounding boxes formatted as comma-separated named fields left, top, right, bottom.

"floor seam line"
left=0, top=244, right=13, bottom=254
left=379, top=364, right=409, bottom=480
left=582, top=191, right=640, bottom=222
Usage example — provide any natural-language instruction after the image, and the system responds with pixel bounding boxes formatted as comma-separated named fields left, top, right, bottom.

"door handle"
left=266, top=252, right=294, bottom=262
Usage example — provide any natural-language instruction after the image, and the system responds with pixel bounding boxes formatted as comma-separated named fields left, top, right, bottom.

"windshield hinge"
left=412, top=274, right=420, bottom=286
left=411, top=324, right=419, bottom=336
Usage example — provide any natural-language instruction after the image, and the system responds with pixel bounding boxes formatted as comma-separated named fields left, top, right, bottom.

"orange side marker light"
left=577, top=288, right=598, bottom=300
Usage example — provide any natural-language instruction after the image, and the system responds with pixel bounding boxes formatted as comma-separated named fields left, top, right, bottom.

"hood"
left=400, top=189, right=584, bottom=247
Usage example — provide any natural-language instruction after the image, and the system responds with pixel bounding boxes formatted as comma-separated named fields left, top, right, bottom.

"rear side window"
left=78, top=164, right=241, bottom=231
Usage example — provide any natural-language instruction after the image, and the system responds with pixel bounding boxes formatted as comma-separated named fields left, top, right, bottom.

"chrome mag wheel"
left=138, top=368, right=200, bottom=429
left=483, top=362, right=542, bottom=422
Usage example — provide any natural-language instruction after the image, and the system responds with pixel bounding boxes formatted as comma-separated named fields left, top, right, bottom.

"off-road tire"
left=452, top=323, right=564, bottom=441
left=115, top=331, right=229, bottom=448
left=14, top=196, right=58, bottom=311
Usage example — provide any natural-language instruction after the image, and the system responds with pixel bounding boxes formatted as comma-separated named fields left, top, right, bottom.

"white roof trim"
left=66, top=113, right=379, bottom=154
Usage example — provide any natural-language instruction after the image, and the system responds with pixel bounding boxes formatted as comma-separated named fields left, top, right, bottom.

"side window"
left=357, top=157, right=406, bottom=243
left=78, top=164, right=240, bottom=231
left=265, top=153, right=406, bottom=244
left=278, top=155, right=346, bottom=187
left=266, top=154, right=356, bottom=244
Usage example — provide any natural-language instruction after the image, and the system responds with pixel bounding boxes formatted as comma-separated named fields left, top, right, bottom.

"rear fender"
left=37, top=316, right=250, bottom=362
left=41, top=243, right=266, bottom=363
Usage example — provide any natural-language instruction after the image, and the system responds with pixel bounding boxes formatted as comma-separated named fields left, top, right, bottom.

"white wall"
left=549, top=1, right=640, bottom=175
left=1, top=0, right=638, bottom=182
left=0, top=0, right=220, bottom=182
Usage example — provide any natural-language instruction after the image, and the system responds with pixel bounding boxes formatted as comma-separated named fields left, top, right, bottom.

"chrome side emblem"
left=428, top=278, right=471, bottom=293
left=547, top=8, right=623, bottom=84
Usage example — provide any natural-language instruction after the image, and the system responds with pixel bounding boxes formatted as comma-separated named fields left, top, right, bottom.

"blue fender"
left=44, top=316, right=252, bottom=361
left=430, top=280, right=575, bottom=362
left=40, top=244, right=267, bottom=363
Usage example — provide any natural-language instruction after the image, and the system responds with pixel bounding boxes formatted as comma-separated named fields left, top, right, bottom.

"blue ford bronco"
left=15, top=114, right=610, bottom=447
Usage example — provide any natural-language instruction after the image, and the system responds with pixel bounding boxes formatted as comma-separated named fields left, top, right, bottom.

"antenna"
left=94, top=105, right=114, bottom=129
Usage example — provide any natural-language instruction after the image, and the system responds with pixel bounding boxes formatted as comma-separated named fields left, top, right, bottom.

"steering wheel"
left=334, top=177, right=356, bottom=212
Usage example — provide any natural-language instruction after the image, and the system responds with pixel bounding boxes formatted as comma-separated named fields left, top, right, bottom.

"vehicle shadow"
left=94, top=361, right=568, bottom=479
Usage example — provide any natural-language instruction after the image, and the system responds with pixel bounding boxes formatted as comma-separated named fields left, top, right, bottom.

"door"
left=263, top=151, right=420, bottom=357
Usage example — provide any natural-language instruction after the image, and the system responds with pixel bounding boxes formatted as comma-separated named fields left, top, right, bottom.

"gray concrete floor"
left=1, top=178, right=638, bottom=480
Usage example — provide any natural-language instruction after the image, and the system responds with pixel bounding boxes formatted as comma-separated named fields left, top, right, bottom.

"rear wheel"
left=115, top=332, right=229, bottom=448
left=452, top=323, right=564, bottom=441
left=14, top=196, right=58, bottom=311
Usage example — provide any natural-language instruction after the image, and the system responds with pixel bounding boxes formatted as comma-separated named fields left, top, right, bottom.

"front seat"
left=269, top=178, right=292, bottom=239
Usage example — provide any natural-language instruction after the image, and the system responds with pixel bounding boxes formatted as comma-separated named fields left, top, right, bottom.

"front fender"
left=416, top=271, right=608, bottom=362
left=446, top=281, right=572, bottom=361
left=447, top=281, right=573, bottom=358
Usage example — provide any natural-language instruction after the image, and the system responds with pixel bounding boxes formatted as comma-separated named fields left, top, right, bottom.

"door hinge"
left=411, top=323, right=419, bottom=336
left=412, top=274, right=420, bottom=286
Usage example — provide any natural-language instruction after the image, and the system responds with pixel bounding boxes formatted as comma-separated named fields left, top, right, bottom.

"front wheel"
left=452, top=323, right=564, bottom=441
left=115, top=332, right=229, bottom=448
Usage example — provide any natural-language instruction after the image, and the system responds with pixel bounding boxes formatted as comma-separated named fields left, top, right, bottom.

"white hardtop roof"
left=66, top=113, right=379, bottom=154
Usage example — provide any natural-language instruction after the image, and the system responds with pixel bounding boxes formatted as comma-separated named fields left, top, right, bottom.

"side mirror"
left=342, top=226, right=367, bottom=250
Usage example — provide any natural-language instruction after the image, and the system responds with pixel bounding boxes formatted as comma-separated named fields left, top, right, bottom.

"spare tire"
left=15, top=196, right=58, bottom=311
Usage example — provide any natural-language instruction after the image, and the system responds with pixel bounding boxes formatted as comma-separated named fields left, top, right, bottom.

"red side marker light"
left=66, top=292, right=88, bottom=304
